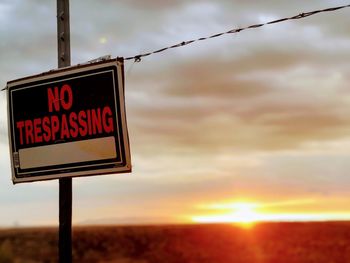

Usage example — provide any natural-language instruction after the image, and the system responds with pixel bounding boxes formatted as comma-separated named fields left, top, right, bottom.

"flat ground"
left=1, top=222, right=350, bottom=263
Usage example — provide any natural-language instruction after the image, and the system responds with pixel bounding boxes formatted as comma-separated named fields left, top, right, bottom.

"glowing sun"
left=192, top=202, right=261, bottom=227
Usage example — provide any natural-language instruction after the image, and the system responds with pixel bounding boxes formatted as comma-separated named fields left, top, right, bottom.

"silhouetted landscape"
left=1, top=222, right=350, bottom=263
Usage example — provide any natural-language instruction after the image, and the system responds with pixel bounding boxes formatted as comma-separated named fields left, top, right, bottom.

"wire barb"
left=124, top=4, right=350, bottom=61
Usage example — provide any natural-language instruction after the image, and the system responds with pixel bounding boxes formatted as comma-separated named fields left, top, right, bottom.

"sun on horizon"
left=190, top=200, right=350, bottom=226
left=191, top=202, right=261, bottom=227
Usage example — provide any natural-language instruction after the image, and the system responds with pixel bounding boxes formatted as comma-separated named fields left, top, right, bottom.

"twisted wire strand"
left=125, top=4, right=350, bottom=62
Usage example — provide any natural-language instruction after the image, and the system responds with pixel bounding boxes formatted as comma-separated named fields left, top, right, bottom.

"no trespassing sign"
left=7, top=58, right=131, bottom=183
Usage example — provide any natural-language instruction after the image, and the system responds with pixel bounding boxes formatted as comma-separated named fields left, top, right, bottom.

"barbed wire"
left=1, top=4, right=349, bottom=92
left=125, top=4, right=350, bottom=62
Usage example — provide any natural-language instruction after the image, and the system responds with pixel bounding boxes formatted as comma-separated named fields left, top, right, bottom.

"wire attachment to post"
left=87, top=55, right=112, bottom=64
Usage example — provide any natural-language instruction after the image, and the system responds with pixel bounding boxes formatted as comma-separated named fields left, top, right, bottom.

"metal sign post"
left=5, top=0, right=131, bottom=261
left=57, top=0, right=72, bottom=262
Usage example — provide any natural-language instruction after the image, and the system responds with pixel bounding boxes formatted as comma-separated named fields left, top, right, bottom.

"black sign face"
left=7, top=59, right=131, bottom=183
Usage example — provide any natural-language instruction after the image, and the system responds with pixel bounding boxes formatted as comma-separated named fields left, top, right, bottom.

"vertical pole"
left=57, top=0, right=71, bottom=68
left=57, top=0, right=72, bottom=262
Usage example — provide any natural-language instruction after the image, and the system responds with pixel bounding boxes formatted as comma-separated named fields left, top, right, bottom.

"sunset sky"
left=1, top=0, right=350, bottom=226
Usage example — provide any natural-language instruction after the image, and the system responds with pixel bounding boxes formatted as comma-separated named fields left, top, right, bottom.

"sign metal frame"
left=7, top=58, right=131, bottom=184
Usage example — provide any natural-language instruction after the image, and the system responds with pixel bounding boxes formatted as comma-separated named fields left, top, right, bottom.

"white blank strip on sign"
left=18, top=136, right=117, bottom=169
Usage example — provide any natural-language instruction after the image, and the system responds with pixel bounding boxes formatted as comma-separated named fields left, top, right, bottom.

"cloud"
left=126, top=36, right=350, bottom=152
left=1, top=0, right=350, bottom=225
left=119, top=0, right=186, bottom=10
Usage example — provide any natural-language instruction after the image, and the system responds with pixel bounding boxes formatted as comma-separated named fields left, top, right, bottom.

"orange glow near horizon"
left=190, top=200, right=350, bottom=224
left=192, top=202, right=261, bottom=225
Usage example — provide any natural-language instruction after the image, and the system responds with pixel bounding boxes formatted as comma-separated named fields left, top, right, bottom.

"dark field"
left=1, top=222, right=350, bottom=263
